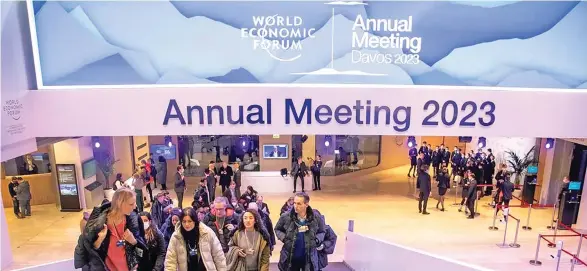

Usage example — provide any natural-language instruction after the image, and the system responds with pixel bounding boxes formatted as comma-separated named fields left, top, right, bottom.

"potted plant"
left=505, top=146, right=538, bottom=190
left=96, top=153, right=119, bottom=198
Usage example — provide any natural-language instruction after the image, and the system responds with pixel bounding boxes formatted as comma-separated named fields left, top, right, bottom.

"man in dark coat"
left=275, top=192, right=325, bottom=271
left=417, top=166, right=432, bottom=215
left=466, top=177, right=478, bottom=219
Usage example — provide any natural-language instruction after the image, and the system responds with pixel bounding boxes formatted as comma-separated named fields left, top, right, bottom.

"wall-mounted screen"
left=527, top=165, right=538, bottom=175
left=263, top=144, right=288, bottom=159
left=568, top=181, right=581, bottom=191
left=150, top=144, right=177, bottom=160
left=82, top=158, right=97, bottom=179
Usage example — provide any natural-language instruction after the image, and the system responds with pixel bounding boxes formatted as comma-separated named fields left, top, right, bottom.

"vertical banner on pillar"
left=1, top=1, right=37, bottom=161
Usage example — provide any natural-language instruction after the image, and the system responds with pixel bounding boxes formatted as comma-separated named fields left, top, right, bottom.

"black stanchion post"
left=523, top=204, right=533, bottom=230
left=529, top=234, right=543, bottom=266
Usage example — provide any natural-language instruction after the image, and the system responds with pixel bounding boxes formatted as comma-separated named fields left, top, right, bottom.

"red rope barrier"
left=496, top=204, right=523, bottom=208
left=539, top=235, right=586, bottom=265
left=557, top=222, right=582, bottom=235
left=540, top=234, right=580, bottom=238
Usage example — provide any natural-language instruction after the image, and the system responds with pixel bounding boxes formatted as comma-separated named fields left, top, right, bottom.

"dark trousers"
left=176, top=191, right=184, bottom=209
left=293, top=174, right=305, bottom=191
left=484, top=178, right=493, bottom=195
left=290, top=258, right=305, bottom=271
left=146, top=183, right=153, bottom=202
left=235, top=185, right=241, bottom=198
left=313, top=173, right=321, bottom=190
left=161, top=183, right=167, bottom=190
left=408, top=164, right=416, bottom=176
left=418, top=191, right=429, bottom=212
left=467, top=199, right=475, bottom=217
left=135, top=189, right=144, bottom=212
left=433, top=165, right=439, bottom=177
left=207, top=185, right=216, bottom=201
left=221, top=184, right=228, bottom=194
left=153, top=176, right=157, bottom=188
left=12, top=198, right=20, bottom=215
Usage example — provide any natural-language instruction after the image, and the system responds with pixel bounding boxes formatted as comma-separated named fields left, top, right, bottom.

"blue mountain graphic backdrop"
left=31, top=0, right=587, bottom=89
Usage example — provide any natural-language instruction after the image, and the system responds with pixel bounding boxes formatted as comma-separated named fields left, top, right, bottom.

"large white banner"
left=29, top=85, right=587, bottom=137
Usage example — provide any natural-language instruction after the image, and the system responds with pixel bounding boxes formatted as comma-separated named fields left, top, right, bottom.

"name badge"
left=135, top=248, right=143, bottom=257
left=189, top=248, right=198, bottom=256
left=298, top=226, right=308, bottom=232
left=116, top=240, right=125, bottom=247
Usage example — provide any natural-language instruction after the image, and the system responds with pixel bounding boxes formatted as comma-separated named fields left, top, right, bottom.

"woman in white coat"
left=165, top=207, right=227, bottom=271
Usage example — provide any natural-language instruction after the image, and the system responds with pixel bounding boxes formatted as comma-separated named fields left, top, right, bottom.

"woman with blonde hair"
left=74, top=188, right=146, bottom=271
left=165, top=207, right=227, bottom=271
left=226, top=209, right=270, bottom=271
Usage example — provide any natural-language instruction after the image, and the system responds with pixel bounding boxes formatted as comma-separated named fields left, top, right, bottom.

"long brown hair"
left=140, top=212, right=156, bottom=242
left=237, top=209, right=270, bottom=243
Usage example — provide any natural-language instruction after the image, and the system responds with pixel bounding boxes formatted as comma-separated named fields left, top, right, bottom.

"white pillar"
left=0, top=199, right=13, bottom=269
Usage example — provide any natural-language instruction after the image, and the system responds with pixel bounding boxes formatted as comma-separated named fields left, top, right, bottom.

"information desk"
left=1, top=173, right=57, bottom=207
left=241, top=171, right=313, bottom=193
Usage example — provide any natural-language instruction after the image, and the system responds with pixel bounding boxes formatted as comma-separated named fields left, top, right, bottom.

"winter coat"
left=227, top=230, right=270, bottom=271
left=274, top=207, right=325, bottom=271
left=164, top=222, right=227, bottom=271
left=138, top=228, right=166, bottom=271
left=317, top=225, right=337, bottom=269
left=203, top=212, right=239, bottom=253
left=74, top=202, right=147, bottom=271
left=156, top=162, right=167, bottom=186
left=14, top=180, right=31, bottom=201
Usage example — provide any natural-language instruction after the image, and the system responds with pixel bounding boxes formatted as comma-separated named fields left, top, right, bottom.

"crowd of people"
left=75, top=183, right=337, bottom=271
left=411, top=142, right=516, bottom=221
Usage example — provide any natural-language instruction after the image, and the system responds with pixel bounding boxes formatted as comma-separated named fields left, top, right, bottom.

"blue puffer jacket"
left=274, top=207, right=325, bottom=271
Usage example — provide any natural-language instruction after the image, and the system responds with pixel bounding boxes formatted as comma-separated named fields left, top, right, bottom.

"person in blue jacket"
left=408, top=144, right=418, bottom=177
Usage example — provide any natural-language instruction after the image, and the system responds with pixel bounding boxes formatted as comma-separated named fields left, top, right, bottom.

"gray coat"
left=233, top=169, right=241, bottom=187
left=15, top=180, right=31, bottom=201
left=174, top=172, right=186, bottom=193
left=156, top=161, right=167, bottom=185
left=291, top=162, right=308, bottom=176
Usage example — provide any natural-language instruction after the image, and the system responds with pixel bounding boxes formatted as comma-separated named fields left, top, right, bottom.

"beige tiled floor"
left=4, top=164, right=587, bottom=270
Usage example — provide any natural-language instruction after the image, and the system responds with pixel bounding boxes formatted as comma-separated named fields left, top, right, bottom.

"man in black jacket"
left=417, top=166, right=432, bottom=215
left=466, top=177, right=478, bottom=219
left=291, top=157, right=308, bottom=193
left=8, top=177, right=20, bottom=218
left=275, top=192, right=325, bottom=271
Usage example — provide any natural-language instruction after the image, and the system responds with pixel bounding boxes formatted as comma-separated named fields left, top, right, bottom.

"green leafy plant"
left=96, top=153, right=119, bottom=189
left=505, top=146, right=538, bottom=186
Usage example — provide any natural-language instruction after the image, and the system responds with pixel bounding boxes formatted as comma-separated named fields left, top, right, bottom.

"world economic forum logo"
left=3, top=99, right=23, bottom=121
left=240, top=15, right=316, bottom=62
